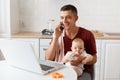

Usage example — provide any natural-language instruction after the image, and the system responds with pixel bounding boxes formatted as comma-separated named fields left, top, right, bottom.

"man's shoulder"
left=78, top=27, right=92, bottom=35
left=79, top=27, right=90, bottom=32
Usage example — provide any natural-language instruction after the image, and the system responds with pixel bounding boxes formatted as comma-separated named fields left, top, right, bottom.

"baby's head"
left=71, top=38, right=85, bottom=55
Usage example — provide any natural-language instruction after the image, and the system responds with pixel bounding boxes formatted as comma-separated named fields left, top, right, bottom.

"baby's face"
left=71, top=42, right=84, bottom=55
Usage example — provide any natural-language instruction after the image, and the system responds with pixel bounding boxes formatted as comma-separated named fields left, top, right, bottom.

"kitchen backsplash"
left=19, top=0, right=120, bottom=33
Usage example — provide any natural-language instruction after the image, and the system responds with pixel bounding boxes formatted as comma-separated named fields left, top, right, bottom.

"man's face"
left=60, top=10, right=78, bottom=30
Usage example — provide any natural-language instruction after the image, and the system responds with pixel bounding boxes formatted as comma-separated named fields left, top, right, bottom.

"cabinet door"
left=12, top=38, right=39, bottom=59
left=40, top=46, right=48, bottom=60
left=101, top=40, right=120, bottom=80
left=94, top=40, right=102, bottom=80
left=39, top=39, right=51, bottom=60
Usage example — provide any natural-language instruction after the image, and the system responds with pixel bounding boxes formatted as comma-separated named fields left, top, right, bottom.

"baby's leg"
left=72, top=66, right=83, bottom=76
left=65, top=62, right=83, bottom=76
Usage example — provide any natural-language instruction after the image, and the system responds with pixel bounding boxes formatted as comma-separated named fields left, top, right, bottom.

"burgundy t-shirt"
left=63, top=27, right=97, bottom=73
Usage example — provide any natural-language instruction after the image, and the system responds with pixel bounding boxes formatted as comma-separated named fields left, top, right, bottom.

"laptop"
left=0, top=39, right=65, bottom=75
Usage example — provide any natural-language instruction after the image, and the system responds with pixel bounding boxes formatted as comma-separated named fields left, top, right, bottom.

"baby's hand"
left=69, top=53, right=79, bottom=60
left=70, top=56, right=77, bottom=60
left=70, top=55, right=85, bottom=66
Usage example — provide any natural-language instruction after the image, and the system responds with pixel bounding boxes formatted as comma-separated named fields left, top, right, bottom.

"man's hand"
left=69, top=54, right=85, bottom=66
left=53, top=22, right=63, bottom=38
left=81, top=54, right=93, bottom=64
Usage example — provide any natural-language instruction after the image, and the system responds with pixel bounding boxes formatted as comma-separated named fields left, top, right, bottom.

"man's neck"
left=65, top=26, right=79, bottom=39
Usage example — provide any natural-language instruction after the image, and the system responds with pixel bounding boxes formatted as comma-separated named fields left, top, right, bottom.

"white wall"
left=10, top=0, right=20, bottom=34
left=0, top=0, right=19, bottom=37
left=0, top=0, right=11, bottom=37
left=19, top=0, right=120, bottom=33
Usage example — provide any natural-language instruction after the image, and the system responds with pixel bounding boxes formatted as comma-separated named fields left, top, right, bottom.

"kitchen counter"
left=11, top=32, right=52, bottom=39
left=11, top=32, right=120, bottom=40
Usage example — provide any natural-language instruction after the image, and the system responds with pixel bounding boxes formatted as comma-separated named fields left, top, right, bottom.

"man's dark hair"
left=60, top=4, right=78, bottom=16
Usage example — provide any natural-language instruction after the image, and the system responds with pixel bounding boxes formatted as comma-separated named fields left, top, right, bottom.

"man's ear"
left=75, top=16, right=78, bottom=21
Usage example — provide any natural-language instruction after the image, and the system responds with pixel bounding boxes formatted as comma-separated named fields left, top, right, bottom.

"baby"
left=62, top=38, right=93, bottom=76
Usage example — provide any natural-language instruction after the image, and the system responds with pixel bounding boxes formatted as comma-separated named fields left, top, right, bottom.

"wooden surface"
left=11, top=32, right=120, bottom=40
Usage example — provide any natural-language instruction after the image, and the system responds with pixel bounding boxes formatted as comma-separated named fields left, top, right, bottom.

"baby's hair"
left=72, top=38, right=84, bottom=46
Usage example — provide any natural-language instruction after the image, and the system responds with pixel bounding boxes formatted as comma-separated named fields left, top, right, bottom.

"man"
left=45, top=4, right=97, bottom=80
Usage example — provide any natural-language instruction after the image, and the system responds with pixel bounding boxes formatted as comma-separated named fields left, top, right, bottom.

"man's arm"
left=45, top=37, right=59, bottom=60
left=69, top=54, right=85, bottom=66
left=45, top=23, right=63, bottom=60
left=70, top=53, right=97, bottom=66
left=85, top=54, right=97, bottom=64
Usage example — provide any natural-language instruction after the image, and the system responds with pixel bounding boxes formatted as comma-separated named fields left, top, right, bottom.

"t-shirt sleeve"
left=85, top=32, right=97, bottom=55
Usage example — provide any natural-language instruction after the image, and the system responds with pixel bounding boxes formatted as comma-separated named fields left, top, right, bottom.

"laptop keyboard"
left=39, top=60, right=64, bottom=71
left=40, top=64, right=54, bottom=71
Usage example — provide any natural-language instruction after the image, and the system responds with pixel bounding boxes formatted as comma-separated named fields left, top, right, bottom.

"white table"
left=0, top=61, right=77, bottom=80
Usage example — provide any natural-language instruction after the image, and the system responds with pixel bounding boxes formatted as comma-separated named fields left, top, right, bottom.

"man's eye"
left=61, top=17, right=63, bottom=19
left=66, top=16, right=71, bottom=19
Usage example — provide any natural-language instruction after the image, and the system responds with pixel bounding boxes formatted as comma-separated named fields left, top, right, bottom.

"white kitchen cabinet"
left=94, top=40, right=102, bottom=80
left=100, top=40, right=120, bottom=80
left=39, top=39, right=51, bottom=60
left=12, top=38, right=40, bottom=59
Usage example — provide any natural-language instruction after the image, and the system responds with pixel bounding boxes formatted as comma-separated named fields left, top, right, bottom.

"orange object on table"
left=51, top=72, right=64, bottom=78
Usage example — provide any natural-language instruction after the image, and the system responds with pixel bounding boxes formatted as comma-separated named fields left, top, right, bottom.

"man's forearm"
left=86, top=54, right=97, bottom=65
left=45, top=37, right=58, bottom=60
left=70, top=54, right=97, bottom=66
